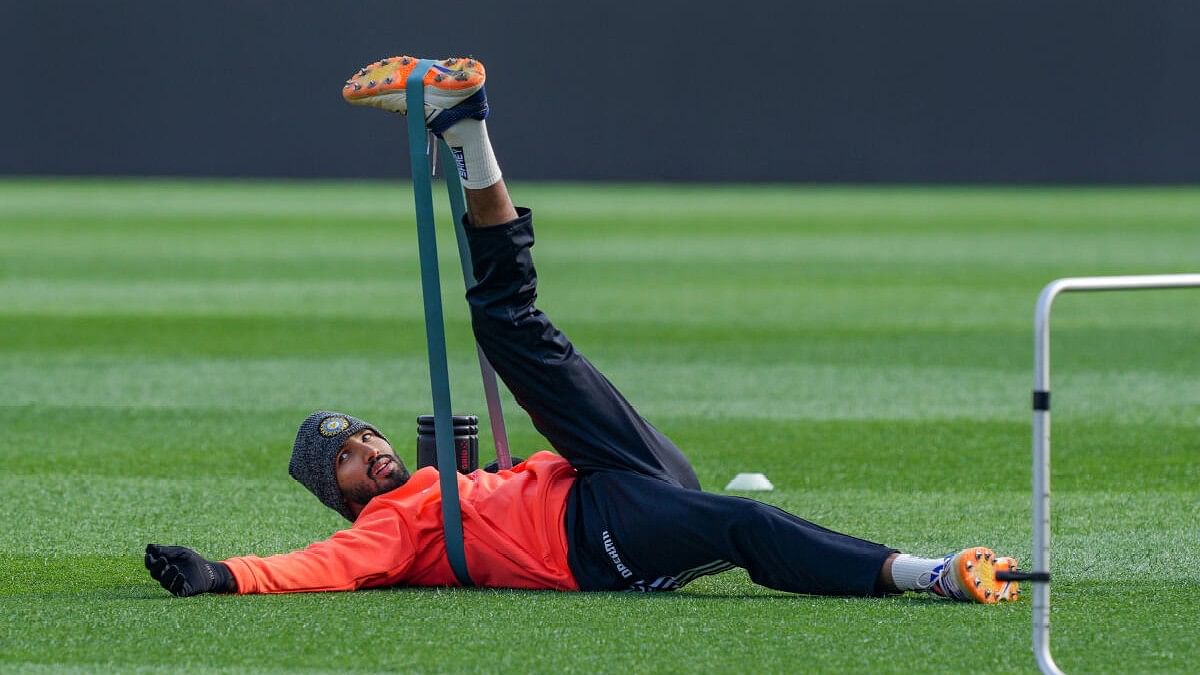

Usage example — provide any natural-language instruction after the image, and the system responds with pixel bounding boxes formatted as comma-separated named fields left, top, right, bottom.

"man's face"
left=334, top=428, right=410, bottom=518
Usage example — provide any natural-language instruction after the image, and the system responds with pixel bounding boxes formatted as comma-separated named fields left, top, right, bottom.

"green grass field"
left=1, top=179, right=1197, bottom=673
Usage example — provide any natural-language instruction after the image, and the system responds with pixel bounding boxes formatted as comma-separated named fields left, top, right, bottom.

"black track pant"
left=464, top=209, right=896, bottom=595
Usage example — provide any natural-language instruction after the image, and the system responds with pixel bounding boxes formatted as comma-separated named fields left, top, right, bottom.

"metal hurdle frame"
left=1007, top=274, right=1200, bottom=675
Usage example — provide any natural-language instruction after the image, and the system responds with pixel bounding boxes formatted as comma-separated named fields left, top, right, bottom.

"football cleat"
left=342, top=55, right=488, bottom=136
left=926, top=546, right=1000, bottom=604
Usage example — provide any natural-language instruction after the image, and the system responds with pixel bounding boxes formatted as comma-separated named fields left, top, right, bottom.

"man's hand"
left=144, top=544, right=236, bottom=597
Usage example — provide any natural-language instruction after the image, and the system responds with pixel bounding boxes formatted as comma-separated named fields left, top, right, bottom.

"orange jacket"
left=223, top=451, right=580, bottom=593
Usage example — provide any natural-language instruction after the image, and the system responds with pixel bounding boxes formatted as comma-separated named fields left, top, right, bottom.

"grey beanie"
left=290, top=410, right=388, bottom=522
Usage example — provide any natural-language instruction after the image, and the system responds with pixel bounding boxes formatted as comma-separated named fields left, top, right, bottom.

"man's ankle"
left=464, top=181, right=518, bottom=227
left=441, top=119, right=503, bottom=190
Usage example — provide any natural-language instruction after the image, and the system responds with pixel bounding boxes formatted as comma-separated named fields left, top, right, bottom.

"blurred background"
left=3, top=0, right=1199, bottom=182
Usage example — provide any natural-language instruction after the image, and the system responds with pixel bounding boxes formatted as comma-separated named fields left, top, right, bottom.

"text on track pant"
left=463, top=209, right=896, bottom=594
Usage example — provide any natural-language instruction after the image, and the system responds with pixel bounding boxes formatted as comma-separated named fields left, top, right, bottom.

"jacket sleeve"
left=222, top=510, right=414, bottom=594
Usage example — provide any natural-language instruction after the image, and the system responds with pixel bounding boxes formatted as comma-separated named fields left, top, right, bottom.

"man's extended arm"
left=145, top=509, right=415, bottom=596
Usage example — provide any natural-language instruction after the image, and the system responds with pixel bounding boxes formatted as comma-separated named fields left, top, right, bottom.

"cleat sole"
left=993, top=556, right=1021, bottom=602
left=342, top=55, right=485, bottom=111
left=948, top=547, right=998, bottom=604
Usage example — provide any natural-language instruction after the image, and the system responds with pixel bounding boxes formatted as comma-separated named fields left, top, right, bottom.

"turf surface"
left=1, top=179, right=1197, bottom=673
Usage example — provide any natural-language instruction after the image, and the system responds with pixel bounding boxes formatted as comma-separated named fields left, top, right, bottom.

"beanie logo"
left=319, top=416, right=350, bottom=437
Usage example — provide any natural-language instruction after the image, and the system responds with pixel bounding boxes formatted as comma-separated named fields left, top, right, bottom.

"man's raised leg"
left=345, top=54, right=699, bottom=488
left=461, top=203, right=701, bottom=489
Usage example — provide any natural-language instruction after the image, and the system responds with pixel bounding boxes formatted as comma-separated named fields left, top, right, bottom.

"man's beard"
left=345, top=455, right=411, bottom=505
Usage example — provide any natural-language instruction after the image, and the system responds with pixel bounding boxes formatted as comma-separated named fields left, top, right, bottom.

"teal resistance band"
left=405, top=60, right=472, bottom=586
left=436, top=139, right=513, bottom=470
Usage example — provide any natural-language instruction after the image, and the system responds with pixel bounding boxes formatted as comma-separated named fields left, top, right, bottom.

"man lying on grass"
left=145, top=54, right=1019, bottom=604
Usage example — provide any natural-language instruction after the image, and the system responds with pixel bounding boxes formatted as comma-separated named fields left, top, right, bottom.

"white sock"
left=439, top=118, right=502, bottom=190
left=889, top=554, right=945, bottom=592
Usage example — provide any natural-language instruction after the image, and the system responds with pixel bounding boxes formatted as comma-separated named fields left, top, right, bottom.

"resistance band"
left=405, top=60, right=472, bottom=586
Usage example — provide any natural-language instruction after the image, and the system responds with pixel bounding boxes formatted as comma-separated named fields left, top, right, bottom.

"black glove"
left=144, top=544, right=236, bottom=597
left=483, top=457, right=525, bottom=473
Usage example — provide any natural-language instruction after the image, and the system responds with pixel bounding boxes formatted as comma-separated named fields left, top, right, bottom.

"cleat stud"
left=446, top=58, right=458, bottom=65
left=383, top=77, right=393, bottom=84
left=985, top=590, right=992, bottom=598
left=402, top=57, right=411, bottom=65
left=353, top=83, right=362, bottom=91
left=367, top=80, right=376, bottom=87
left=974, top=577, right=982, bottom=587
left=975, top=550, right=983, bottom=560
left=966, top=561, right=973, bottom=570
left=381, top=59, right=389, bottom=65
left=435, top=74, right=444, bottom=82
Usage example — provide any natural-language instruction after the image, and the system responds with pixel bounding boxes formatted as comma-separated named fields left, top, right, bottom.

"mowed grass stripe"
left=3, top=316, right=1198, bottom=386
left=5, top=179, right=1200, bottom=232
left=2, top=352, right=1196, bottom=425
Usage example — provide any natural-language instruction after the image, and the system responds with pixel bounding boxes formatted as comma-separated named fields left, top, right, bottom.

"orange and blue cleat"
left=342, top=55, right=489, bottom=136
left=927, top=546, right=1016, bottom=604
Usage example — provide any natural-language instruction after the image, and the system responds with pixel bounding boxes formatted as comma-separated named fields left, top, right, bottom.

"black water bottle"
left=416, top=414, right=479, bottom=474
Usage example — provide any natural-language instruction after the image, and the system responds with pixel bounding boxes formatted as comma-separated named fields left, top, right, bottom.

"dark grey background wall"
left=3, top=1, right=1198, bottom=182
